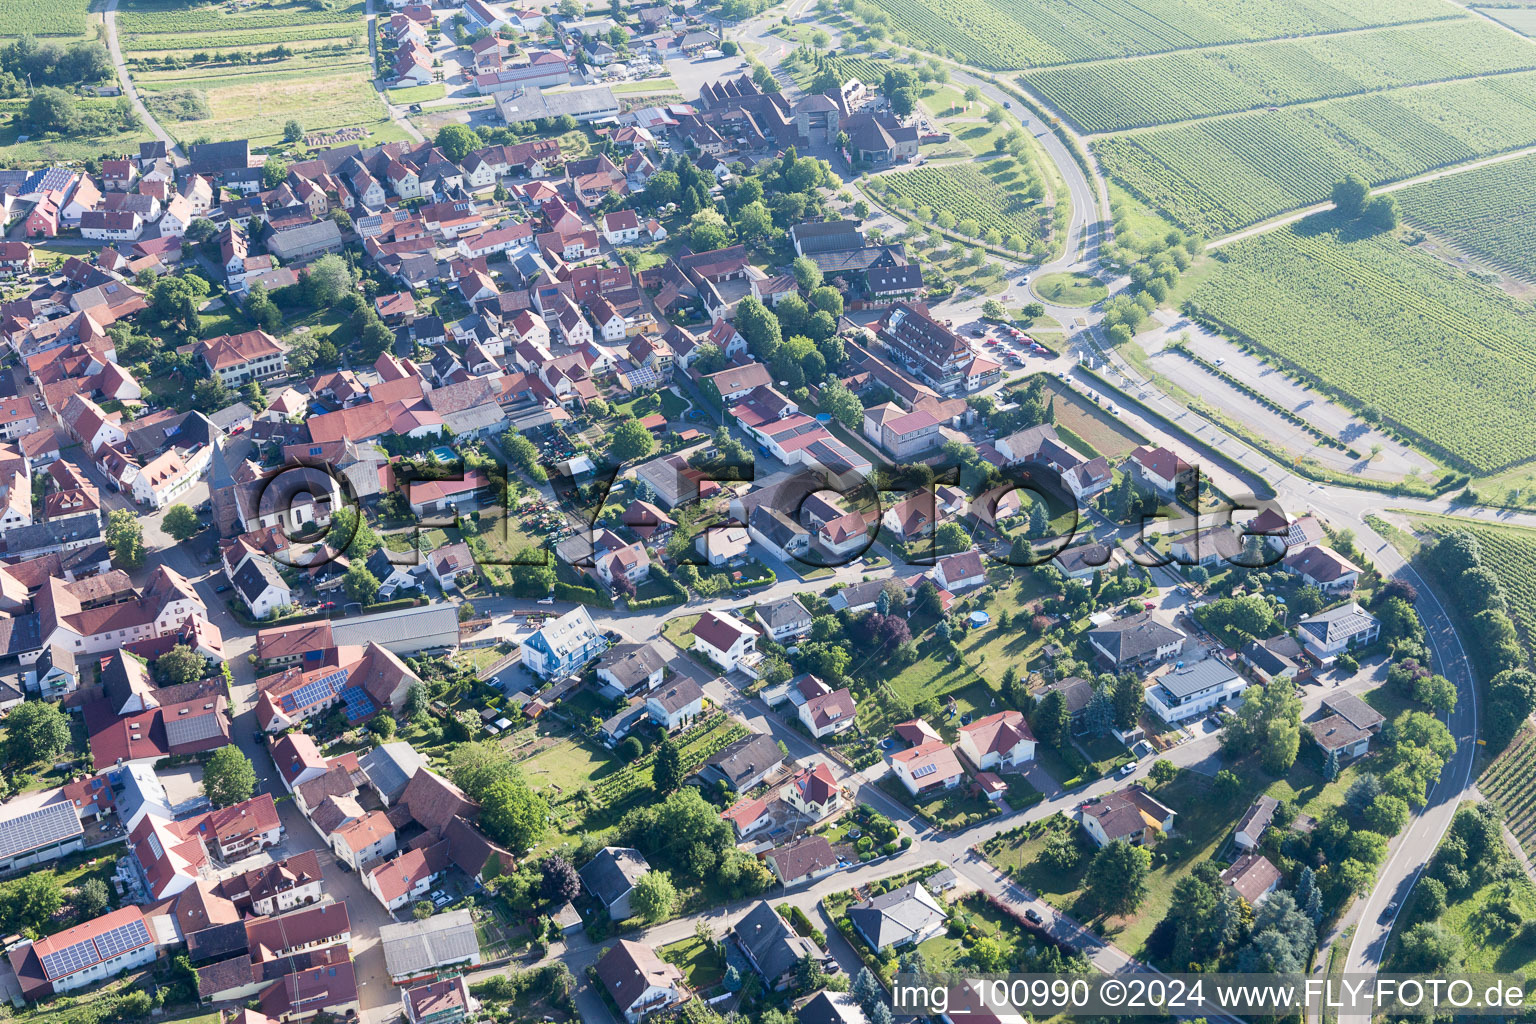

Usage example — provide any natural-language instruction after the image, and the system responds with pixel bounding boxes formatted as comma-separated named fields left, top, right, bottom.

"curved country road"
left=102, top=0, right=185, bottom=163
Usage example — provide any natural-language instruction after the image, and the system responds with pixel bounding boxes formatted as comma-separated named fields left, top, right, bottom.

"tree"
left=1111, top=672, right=1142, bottom=731
left=73, top=877, right=110, bottom=919
left=608, top=417, right=657, bottom=464
left=819, top=379, right=863, bottom=429
left=791, top=255, right=822, bottom=291
left=1084, top=685, right=1115, bottom=736
left=368, top=715, right=396, bottom=739
left=163, top=503, right=200, bottom=541
left=631, top=870, right=678, bottom=923
left=283, top=118, right=304, bottom=142
left=1031, top=689, right=1071, bottom=749
left=107, top=508, right=145, bottom=569
left=1393, top=922, right=1463, bottom=973
left=1331, top=175, right=1370, bottom=219
left=0, top=872, right=65, bottom=937
left=4, top=700, right=70, bottom=764
left=1363, top=194, right=1399, bottom=231
left=304, top=253, right=355, bottom=306
left=203, top=745, right=257, bottom=807
left=262, top=155, right=287, bottom=190
left=540, top=855, right=580, bottom=905
left=1149, top=759, right=1177, bottom=786
left=735, top=200, right=774, bottom=242
left=934, top=521, right=970, bottom=555
left=652, top=737, right=683, bottom=793
left=25, top=87, right=77, bottom=133
left=480, top=776, right=550, bottom=852
left=1087, top=840, right=1151, bottom=915
left=436, top=124, right=484, bottom=162
left=193, top=375, right=232, bottom=414
left=155, top=645, right=207, bottom=687
left=344, top=561, right=380, bottom=606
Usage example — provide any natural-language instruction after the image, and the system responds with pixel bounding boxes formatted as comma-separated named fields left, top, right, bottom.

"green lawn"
left=662, top=613, right=701, bottom=650
left=952, top=577, right=1055, bottom=688
left=387, top=82, right=446, bottom=103
left=1031, top=271, right=1108, bottom=307
left=658, top=936, right=727, bottom=991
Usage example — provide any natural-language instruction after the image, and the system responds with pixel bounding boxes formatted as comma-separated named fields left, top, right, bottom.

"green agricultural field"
left=868, top=161, right=1046, bottom=242
left=862, top=0, right=1454, bottom=70
left=116, top=0, right=393, bottom=147
left=1410, top=514, right=1536, bottom=662
left=1024, top=18, right=1536, bottom=134
left=1395, top=151, right=1536, bottom=279
left=0, top=0, right=94, bottom=37
left=1096, top=70, right=1536, bottom=235
left=1191, top=217, right=1536, bottom=475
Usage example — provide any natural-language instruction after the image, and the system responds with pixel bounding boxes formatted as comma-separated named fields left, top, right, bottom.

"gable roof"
left=848, top=881, right=945, bottom=948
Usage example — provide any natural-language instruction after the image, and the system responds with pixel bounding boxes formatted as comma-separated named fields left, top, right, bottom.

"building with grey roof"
left=496, top=85, right=619, bottom=124
left=848, top=882, right=946, bottom=951
left=379, top=910, right=481, bottom=982
left=0, top=800, right=83, bottom=874
left=360, top=742, right=427, bottom=806
left=1145, top=658, right=1247, bottom=724
left=579, top=846, right=649, bottom=921
left=1296, top=602, right=1380, bottom=663
left=331, top=604, right=459, bottom=655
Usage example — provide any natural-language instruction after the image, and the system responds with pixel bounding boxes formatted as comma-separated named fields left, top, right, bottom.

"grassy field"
left=1395, top=150, right=1536, bottom=279
left=387, top=82, right=447, bottom=104
left=1032, top=271, right=1108, bottom=306
left=860, top=0, right=1454, bottom=70
left=1096, top=69, right=1536, bottom=236
left=117, top=0, right=397, bottom=147
left=867, top=159, right=1047, bottom=244
left=1409, top=514, right=1536, bottom=662
left=1024, top=18, right=1536, bottom=134
left=1190, top=215, right=1536, bottom=475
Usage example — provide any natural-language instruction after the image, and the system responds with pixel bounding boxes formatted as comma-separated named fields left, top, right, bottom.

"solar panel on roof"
left=93, top=918, right=150, bottom=960
left=40, top=938, right=98, bottom=979
left=912, top=763, right=938, bottom=779
left=0, top=801, right=83, bottom=859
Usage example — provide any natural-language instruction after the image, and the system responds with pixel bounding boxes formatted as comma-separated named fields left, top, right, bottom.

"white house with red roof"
left=934, top=549, right=985, bottom=592
left=783, top=762, right=841, bottom=820
left=600, top=209, right=641, bottom=245
left=1283, top=545, right=1362, bottom=594
left=688, top=610, right=756, bottom=673
left=1127, top=445, right=1192, bottom=495
left=889, top=740, right=965, bottom=796
left=957, top=710, right=1035, bottom=770
left=798, top=687, right=857, bottom=739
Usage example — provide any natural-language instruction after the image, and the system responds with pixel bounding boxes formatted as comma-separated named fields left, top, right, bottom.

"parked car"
left=1119, top=761, right=1138, bottom=777
left=1024, top=908, right=1043, bottom=924
left=214, top=583, right=230, bottom=593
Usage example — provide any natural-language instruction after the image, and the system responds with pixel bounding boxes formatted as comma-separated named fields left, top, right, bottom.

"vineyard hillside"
left=1190, top=216, right=1536, bottom=475
left=861, top=0, right=1454, bottom=70
left=1394, top=151, right=1536, bottom=280
left=1094, top=70, right=1536, bottom=235
left=865, top=161, right=1048, bottom=245
left=1024, top=18, right=1536, bottom=134
left=1478, top=728, right=1536, bottom=860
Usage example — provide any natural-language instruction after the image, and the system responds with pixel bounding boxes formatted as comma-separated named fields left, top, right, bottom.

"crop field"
left=0, top=0, right=94, bottom=37
left=1411, top=515, right=1536, bottom=661
left=867, top=162, right=1046, bottom=241
left=1477, top=730, right=1536, bottom=859
left=1094, top=70, right=1536, bottom=235
left=862, top=0, right=1454, bottom=70
left=1024, top=19, right=1536, bottom=133
left=1191, top=217, right=1536, bottom=475
left=117, top=0, right=391, bottom=146
left=1395, top=152, right=1536, bottom=279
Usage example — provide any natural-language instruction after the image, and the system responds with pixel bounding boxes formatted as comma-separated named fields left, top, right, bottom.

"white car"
left=1119, top=761, right=1138, bottom=777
